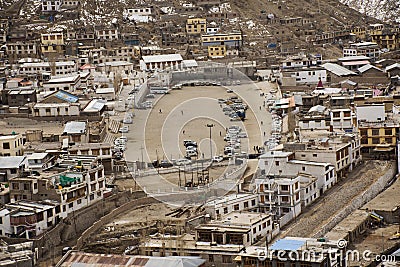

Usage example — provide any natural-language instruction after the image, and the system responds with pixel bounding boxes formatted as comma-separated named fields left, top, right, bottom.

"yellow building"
left=41, top=32, right=65, bottom=55
left=370, top=32, right=399, bottom=50
left=186, top=18, right=206, bottom=34
left=207, top=45, right=226, bottom=58
left=0, top=133, right=24, bottom=156
left=201, top=32, right=243, bottom=47
left=367, top=23, right=384, bottom=36
left=359, top=122, right=399, bottom=157
left=351, top=26, right=366, bottom=40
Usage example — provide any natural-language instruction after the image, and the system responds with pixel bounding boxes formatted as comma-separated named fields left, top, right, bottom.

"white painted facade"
left=356, top=104, right=385, bottom=123
left=283, top=69, right=327, bottom=84
left=42, top=0, right=63, bottom=12
left=54, top=166, right=106, bottom=218
left=204, top=193, right=258, bottom=219
left=255, top=176, right=302, bottom=218
left=32, top=103, right=80, bottom=117
left=330, top=108, right=354, bottom=130
left=258, top=151, right=337, bottom=193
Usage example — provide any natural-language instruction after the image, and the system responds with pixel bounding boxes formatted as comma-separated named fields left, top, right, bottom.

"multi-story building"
left=207, top=45, right=226, bottom=58
left=0, top=200, right=60, bottom=238
left=195, top=212, right=274, bottom=246
left=0, top=134, right=24, bottom=157
left=289, top=135, right=362, bottom=178
left=258, top=151, right=337, bottom=194
left=204, top=193, right=258, bottom=219
left=18, top=61, right=76, bottom=76
left=95, top=26, right=119, bottom=41
left=0, top=156, right=26, bottom=181
left=356, top=104, right=399, bottom=156
left=41, top=32, right=65, bottom=55
left=41, top=0, right=63, bottom=12
left=26, top=152, right=56, bottom=173
left=370, top=31, right=399, bottom=50
left=254, top=175, right=302, bottom=221
left=8, top=162, right=106, bottom=218
left=343, top=42, right=380, bottom=59
left=186, top=18, right=207, bottom=35
left=5, top=43, right=39, bottom=58
left=201, top=32, right=243, bottom=48
left=330, top=108, right=354, bottom=131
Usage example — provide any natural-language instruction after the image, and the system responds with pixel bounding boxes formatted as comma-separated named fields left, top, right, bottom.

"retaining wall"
left=313, top=162, right=397, bottom=238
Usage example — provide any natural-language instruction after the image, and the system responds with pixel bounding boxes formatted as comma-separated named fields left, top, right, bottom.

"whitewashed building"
left=140, top=54, right=183, bottom=71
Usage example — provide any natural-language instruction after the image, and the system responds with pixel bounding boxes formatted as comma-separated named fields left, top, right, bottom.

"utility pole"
left=206, top=124, right=214, bottom=159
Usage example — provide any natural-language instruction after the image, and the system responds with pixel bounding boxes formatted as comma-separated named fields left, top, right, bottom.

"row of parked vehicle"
left=113, top=136, right=127, bottom=160
left=265, top=88, right=282, bottom=150
left=223, top=125, right=247, bottom=157
left=219, top=96, right=247, bottom=122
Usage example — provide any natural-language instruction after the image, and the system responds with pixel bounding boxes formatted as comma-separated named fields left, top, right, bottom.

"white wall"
left=356, top=105, right=385, bottom=122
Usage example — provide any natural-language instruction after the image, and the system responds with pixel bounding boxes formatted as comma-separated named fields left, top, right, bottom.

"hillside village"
left=0, top=0, right=399, bottom=266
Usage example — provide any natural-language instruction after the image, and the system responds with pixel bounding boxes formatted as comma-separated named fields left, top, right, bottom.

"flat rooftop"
left=363, top=178, right=400, bottom=212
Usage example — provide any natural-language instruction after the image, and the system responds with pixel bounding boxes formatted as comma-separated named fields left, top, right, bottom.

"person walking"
left=159, top=109, right=162, bottom=113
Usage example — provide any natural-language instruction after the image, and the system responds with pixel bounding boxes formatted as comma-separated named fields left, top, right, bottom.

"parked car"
left=226, top=89, right=233, bottom=93
left=212, top=156, right=224, bottom=162
left=186, top=150, right=198, bottom=157
left=174, top=158, right=192, bottom=166
left=159, top=160, right=173, bottom=168
left=184, top=141, right=197, bottom=147
left=123, top=117, right=133, bottom=124
left=119, top=126, right=129, bottom=133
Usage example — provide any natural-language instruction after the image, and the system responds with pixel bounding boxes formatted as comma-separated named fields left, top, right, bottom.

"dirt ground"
left=144, top=86, right=260, bottom=162
left=348, top=224, right=400, bottom=266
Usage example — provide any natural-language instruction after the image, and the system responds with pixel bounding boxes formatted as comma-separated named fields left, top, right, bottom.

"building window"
left=233, top=204, right=239, bottom=211
left=208, top=255, right=214, bottom=262
left=385, top=129, right=393, bottom=135
left=251, top=199, right=256, bottom=206
left=222, top=255, right=231, bottom=264
left=372, top=138, right=380, bottom=144
left=275, top=161, right=280, bottom=166
left=2, top=142, right=10, bottom=149
left=244, top=201, right=249, bottom=208
left=372, top=129, right=379, bottom=136
left=223, top=207, right=228, bottom=214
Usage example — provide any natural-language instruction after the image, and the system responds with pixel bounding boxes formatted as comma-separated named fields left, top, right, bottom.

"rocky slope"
left=340, top=0, right=400, bottom=22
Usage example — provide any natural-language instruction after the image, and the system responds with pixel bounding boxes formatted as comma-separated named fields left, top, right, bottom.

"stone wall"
left=33, top=190, right=147, bottom=261
left=313, top=162, right=397, bottom=238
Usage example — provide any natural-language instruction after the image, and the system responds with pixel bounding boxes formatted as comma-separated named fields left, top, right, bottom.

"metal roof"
left=54, top=90, right=79, bottom=103
left=385, top=63, right=400, bottom=72
left=63, top=121, right=86, bottom=134
left=142, top=54, right=183, bottom=63
left=321, top=63, right=356, bottom=76
left=57, top=252, right=205, bottom=267
left=358, top=64, right=382, bottom=73
left=270, top=238, right=305, bottom=251
left=341, top=60, right=370, bottom=66
left=0, top=156, right=25, bottom=169
left=83, top=99, right=107, bottom=113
